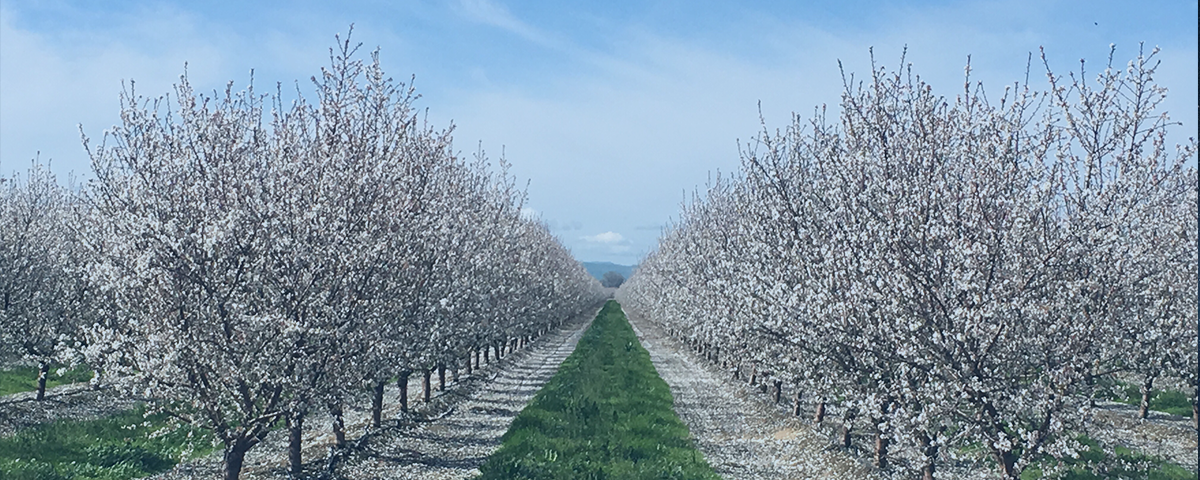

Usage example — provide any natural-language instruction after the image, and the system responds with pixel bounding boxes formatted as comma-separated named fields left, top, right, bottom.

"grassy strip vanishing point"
left=477, top=300, right=720, bottom=480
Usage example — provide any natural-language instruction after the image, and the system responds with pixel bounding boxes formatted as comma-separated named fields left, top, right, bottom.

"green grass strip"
left=1097, top=379, right=1194, bottom=418
left=0, top=406, right=216, bottom=480
left=1021, top=434, right=1193, bottom=480
left=0, top=365, right=93, bottom=397
left=477, top=300, right=720, bottom=480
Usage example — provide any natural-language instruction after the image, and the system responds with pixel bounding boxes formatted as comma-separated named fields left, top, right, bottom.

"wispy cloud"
left=454, top=0, right=551, bottom=46
left=581, top=231, right=625, bottom=244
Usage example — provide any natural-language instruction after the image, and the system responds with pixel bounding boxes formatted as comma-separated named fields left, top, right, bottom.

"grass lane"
left=0, top=364, right=93, bottom=397
left=0, top=405, right=215, bottom=480
left=477, top=300, right=720, bottom=480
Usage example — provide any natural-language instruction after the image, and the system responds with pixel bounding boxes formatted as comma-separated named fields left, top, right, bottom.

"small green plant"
left=477, top=301, right=720, bottom=480
left=0, top=364, right=93, bottom=396
left=0, top=406, right=216, bottom=480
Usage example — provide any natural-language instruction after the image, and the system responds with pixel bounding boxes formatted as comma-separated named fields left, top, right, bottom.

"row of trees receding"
left=1, top=36, right=605, bottom=480
left=618, top=47, right=1197, bottom=479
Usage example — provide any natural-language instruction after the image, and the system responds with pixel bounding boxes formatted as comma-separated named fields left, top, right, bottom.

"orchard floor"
left=4, top=301, right=1193, bottom=480
left=151, top=303, right=601, bottom=480
left=624, top=306, right=1199, bottom=480
left=624, top=307, right=877, bottom=480
left=0, top=376, right=144, bottom=438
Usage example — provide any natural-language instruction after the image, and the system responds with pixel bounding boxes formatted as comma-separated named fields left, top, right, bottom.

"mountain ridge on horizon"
left=580, top=261, right=636, bottom=282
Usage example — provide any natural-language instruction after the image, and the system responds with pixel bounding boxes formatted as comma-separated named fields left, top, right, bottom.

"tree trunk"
left=733, top=365, right=740, bottom=380
left=773, top=380, right=783, bottom=404
left=331, top=403, right=346, bottom=449
left=466, top=353, right=473, bottom=375
left=919, top=433, right=938, bottom=480
left=398, top=372, right=410, bottom=413
left=993, top=450, right=1017, bottom=478
left=223, top=439, right=251, bottom=480
left=749, top=367, right=757, bottom=386
left=1192, top=400, right=1198, bottom=431
left=793, top=391, right=803, bottom=416
left=438, top=365, right=446, bottom=391
left=474, top=350, right=480, bottom=369
left=451, top=366, right=459, bottom=383
left=371, top=381, right=385, bottom=428
left=1139, top=375, right=1155, bottom=419
left=288, top=410, right=304, bottom=475
left=423, top=370, right=432, bottom=402
left=874, top=431, right=889, bottom=469
left=483, top=347, right=490, bottom=364
left=35, top=361, right=49, bottom=401
left=839, top=424, right=852, bottom=448
left=875, top=398, right=893, bottom=468
left=814, top=401, right=826, bottom=423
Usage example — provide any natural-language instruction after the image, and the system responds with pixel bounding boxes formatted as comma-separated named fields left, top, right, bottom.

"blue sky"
left=2, top=0, right=1196, bottom=264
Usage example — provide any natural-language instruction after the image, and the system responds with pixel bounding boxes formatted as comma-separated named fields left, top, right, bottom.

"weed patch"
left=1020, top=435, right=1192, bottom=480
left=0, top=406, right=216, bottom=480
left=1097, top=378, right=1194, bottom=417
left=477, top=300, right=719, bottom=480
left=0, top=365, right=93, bottom=397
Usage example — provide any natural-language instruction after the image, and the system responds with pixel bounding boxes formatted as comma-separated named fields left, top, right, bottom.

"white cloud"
left=581, top=231, right=624, bottom=244
left=454, top=0, right=551, bottom=47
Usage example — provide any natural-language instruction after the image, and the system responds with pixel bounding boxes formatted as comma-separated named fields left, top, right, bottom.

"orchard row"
left=0, top=38, right=605, bottom=480
left=618, top=48, right=1197, bottom=479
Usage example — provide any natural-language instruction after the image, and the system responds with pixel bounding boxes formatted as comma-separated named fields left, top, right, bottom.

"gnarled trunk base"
left=223, top=440, right=252, bottom=480
left=398, top=372, right=411, bottom=413
left=331, top=403, right=346, bottom=449
left=371, top=381, right=385, bottom=428
left=1139, top=376, right=1155, bottom=419
left=288, top=411, right=304, bottom=474
left=35, top=362, right=49, bottom=401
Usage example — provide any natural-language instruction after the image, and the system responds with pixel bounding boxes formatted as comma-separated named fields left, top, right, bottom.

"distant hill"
left=581, top=261, right=636, bottom=282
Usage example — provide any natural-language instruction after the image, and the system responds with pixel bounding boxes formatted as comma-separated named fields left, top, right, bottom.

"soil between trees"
left=623, top=306, right=1198, bottom=480
left=624, top=306, right=875, bottom=480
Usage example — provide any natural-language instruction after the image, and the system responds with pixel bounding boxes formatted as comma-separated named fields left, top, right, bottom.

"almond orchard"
left=618, top=47, right=1197, bottom=479
left=1, top=36, right=605, bottom=480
